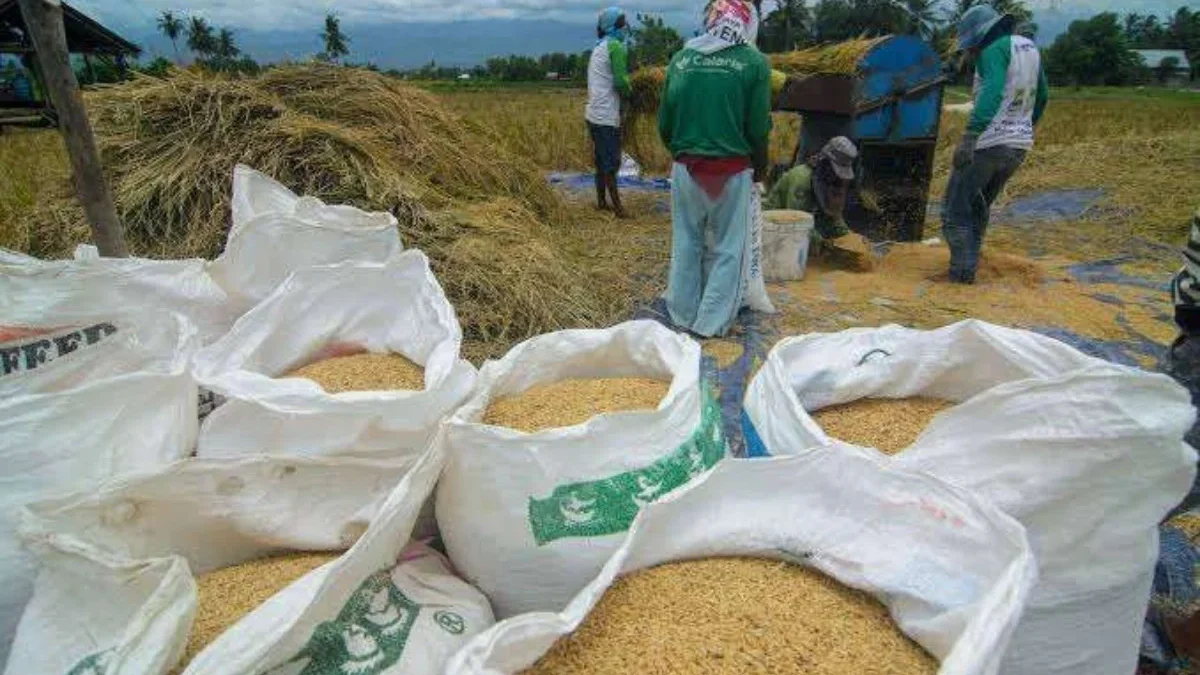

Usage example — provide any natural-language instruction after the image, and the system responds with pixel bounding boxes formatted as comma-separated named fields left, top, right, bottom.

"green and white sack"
left=435, top=320, right=727, bottom=619
left=7, top=450, right=493, bottom=675
left=193, top=251, right=476, bottom=459
left=0, top=311, right=199, bottom=666
left=446, top=452, right=1037, bottom=675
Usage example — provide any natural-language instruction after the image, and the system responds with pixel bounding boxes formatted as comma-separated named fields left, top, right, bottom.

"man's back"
left=658, top=43, right=771, bottom=159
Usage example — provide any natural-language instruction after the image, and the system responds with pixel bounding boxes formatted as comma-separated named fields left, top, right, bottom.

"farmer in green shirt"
left=586, top=6, right=632, bottom=218
left=765, top=136, right=858, bottom=240
left=943, top=4, right=1048, bottom=283
left=658, top=0, right=771, bottom=337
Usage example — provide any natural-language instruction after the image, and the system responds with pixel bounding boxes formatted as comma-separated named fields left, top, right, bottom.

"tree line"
left=78, top=3, right=1198, bottom=88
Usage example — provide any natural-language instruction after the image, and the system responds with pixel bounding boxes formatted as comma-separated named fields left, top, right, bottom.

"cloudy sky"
left=70, top=0, right=1181, bottom=33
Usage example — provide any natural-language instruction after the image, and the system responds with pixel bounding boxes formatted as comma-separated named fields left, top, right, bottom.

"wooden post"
left=82, top=52, right=96, bottom=84
left=17, top=0, right=127, bottom=257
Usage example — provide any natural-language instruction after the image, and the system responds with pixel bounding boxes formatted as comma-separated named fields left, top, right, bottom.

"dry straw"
left=768, top=38, right=886, bottom=76
left=284, top=352, right=426, bottom=393
left=30, top=65, right=626, bottom=356
left=483, top=377, right=670, bottom=433
left=521, top=557, right=938, bottom=675
left=812, top=397, right=955, bottom=454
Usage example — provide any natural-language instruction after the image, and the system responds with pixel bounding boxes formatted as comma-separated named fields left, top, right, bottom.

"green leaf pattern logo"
left=527, top=386, right=726, bottom=545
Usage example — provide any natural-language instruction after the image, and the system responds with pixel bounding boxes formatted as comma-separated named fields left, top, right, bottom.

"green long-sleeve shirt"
left=968, top=33, right=1049, bottom=150
left=763, top=164, right=850, bottom=239
left=657, top=44, right=772, bottom=163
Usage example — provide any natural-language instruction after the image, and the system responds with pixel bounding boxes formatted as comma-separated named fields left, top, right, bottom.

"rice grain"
left=483, top=377, right=670, bottom=433
left=173, top=552, right=339, bottom=673
left=521, top=557, right=937, bottom=675
left=284, top=352, right=425, bottom=393
left=812, top=397, right=955, bottom=454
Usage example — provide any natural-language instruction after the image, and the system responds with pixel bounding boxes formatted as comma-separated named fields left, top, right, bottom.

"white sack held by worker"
left=208, top=165, right=403, bottom=314
left=193, top=251, right=475, bottom=460
left=435, top=320, right=727, bottom=618
left=0, top=245, right=237, bottom=345
left=445, top=453, right=1036, bottom=675
left=0, top=311, right=199, bottom=666
left=7, top=450, right=493, bottom=675
left=742, top=320, right=1197, bottom=675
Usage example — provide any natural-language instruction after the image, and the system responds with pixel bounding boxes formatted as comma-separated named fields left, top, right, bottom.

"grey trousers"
left=941, top=145, right=1026, bottom=282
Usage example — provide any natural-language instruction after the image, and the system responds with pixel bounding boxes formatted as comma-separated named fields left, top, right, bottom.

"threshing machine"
left=775, top=35, right=946, bottom=242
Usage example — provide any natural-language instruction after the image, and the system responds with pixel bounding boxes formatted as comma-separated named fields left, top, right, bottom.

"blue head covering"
left=598, top=6, right=629, bottom=42
left=956, top=4, right=1012, bottom=50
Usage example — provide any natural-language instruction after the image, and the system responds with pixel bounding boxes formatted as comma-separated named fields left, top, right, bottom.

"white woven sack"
left=194, top=251, right=475, bottom=459
left=7, top=449, right=492, bottom=675
left=446, top=453, right=1037, bottom=675
left=209, top=166, right=403, bottom=313
left=0, top=312, right=199, bottom=666
left=742, top=320, right=1197, bottom=675
left=436, top=320, right=727, bottom=619
left=0, top=246, right=236, bottom=345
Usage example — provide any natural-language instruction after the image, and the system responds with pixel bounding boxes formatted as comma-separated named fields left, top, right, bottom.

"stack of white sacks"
left=1, top=166, right=1191, bottom=675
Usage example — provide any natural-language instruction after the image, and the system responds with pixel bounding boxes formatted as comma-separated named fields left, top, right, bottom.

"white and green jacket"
left=586, top=37, right=632, bottom=128
left=969, top=34, right=1049, bottom=151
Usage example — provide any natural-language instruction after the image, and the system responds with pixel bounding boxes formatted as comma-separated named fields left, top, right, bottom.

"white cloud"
left=73, top=0, right=700, bottom=31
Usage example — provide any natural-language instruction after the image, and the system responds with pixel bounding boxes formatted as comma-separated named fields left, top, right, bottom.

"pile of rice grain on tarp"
left=812, top=397, right=955, bottom=454
left=32, top=65, right=614, bottom=358
left=521, top=557, right=938, bottom=675
left=483, top=377, right=670, bottom=432
left=171, top=552, right=340, bottom=674
left=284, top=353, right=425, bottom=393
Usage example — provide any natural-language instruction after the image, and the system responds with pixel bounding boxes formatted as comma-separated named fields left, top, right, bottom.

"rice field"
left=1, top=78, right=1197, bottom=362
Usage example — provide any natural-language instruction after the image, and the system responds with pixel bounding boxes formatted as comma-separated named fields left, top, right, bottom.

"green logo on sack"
left=433, top=610, right=465, bottom=634
left=268, top=569, right=421, bottom=675
left=527, top=386, right=726, bottom=545
left=67, top=650, right=112, bottom=675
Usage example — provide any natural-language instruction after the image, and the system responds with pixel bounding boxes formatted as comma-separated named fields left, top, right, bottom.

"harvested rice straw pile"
left=812, top=397, right=955, bottom=454
left=284, top=353, right=425, bottom=393
left=483, top=378, right=670, bottom=433
left=521, top=557, right=937, bottom=675
left=627, top=67, right=665, bottom=116
left=769, top=37, right=887, bottom=76
left=172, top=552, right=340, bottom=674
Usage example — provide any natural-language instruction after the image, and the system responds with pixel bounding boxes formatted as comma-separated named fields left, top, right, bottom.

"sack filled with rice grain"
left=8, top=451, right=494, bottom=675
left=193, top=250, right=476, bottom=460
left=435, top=320, right=727, bottom=619
left=742, top=320, right=1197, bottom=675
left=445, top=452, right=1036, bottom=675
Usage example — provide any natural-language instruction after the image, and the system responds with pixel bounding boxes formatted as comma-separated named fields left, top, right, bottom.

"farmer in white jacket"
left=943, top=5, right=1048, bottom=283
left=586, top=6, right=632, bottom=218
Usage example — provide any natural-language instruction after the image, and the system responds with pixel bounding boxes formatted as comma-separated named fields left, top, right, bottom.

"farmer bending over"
left=587, top=6, right=632, bottom=218
left=658, top=0, right=771, bottom=337
left=943, top=4, right=1048, bottom=284
left=765, top=136, right=857, bottom=239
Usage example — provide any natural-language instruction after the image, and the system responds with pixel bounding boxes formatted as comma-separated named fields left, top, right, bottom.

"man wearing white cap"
left=943, top=4, right=1048, bottom=283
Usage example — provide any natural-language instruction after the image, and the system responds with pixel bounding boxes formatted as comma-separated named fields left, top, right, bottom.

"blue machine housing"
left=775, top=35, right=946, bottom=241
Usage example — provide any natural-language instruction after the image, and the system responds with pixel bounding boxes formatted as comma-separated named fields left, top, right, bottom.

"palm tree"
left=186, top=16, right=216, bottom=61
left=320, top=14, right=350, bottom=63
left=897, top=0, right=938, bottom=39
left=156, top=11, right=185, bottom=64
left=216, top=28, right=240, bottom=61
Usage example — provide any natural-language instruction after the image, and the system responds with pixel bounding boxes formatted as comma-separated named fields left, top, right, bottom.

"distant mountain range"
left=121, top=2, right=1188, bottom=69
left=129, top=20, right=605, bottom=69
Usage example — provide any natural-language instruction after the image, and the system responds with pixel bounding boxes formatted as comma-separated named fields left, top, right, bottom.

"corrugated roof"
left=0, top=0, right=140, bottom=55
left=1133, top=49, right=1191, bottom=70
